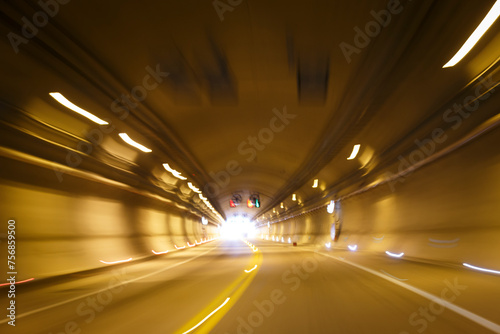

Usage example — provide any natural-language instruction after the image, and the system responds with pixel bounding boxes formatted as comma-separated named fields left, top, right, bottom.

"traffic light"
left=248, top=194, right=260, bottom=208
left=230, top=194, right=242, bottom=208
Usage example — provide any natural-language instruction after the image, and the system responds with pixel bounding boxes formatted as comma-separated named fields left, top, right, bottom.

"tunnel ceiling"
left=1, top=0, right=499, bottom=222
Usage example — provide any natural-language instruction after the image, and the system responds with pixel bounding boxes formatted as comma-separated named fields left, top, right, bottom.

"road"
left=2, top=239, right=500, bottom=334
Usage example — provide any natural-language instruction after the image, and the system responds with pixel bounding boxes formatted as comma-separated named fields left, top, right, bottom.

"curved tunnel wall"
left=0, top=154, right=218, bottom=280
left=262, top=121, right=500, bottom=268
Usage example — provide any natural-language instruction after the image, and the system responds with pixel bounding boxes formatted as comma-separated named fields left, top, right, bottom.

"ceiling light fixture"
left=118, top=133, right=152, bottom=152
left=163, top=163, right=187, bottom=180
left=347, top=144, right=360, bottom=160
left=49, top=92, right=108, bottom=125
left=443, top=1, right=500, bottom=68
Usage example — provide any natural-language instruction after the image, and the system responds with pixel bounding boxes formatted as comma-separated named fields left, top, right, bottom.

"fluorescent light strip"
left=443, top=1, right=500, bottom=68
left=188, top=182, right=202, bottom=193
left=49, top=92, right=108, bottom=125
left=118, top=133, right=152, bottom=152
left=181, top=297, right=231, bottom=334
left=347, top=144, right=360, bottom=160
left=348, top=244, right=357, bottom=251
left=163, top=163, right=187, bottom=180
left=463, top=263, right=500, bottom=275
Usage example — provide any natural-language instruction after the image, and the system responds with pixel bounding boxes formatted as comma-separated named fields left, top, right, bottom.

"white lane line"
left=181, top=297, right=231, bottom=334
left=0, top=247, right=217, bottom=325
left=316, top=251, right=500, bottom=334
left=380, top=269, right=408, bottom=281
left=244, top=265, right=257, bottom=273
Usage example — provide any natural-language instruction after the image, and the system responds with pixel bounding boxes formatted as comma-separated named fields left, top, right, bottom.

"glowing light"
left=325, top=242, right=331, bottom=249
left=195, top=240, right=201, bottom=245
left=312, top=179, right=318, bottom=188
left=348, top=244, right=357, bottom=251
left=288, top=237, right=291, bottom=243
left=100, top=258, right=132, bottom=264
left=280, top=202, right=284, bottom=209
left=188, top=182, right=202, bottom=193
left=327, top=200, right=335, bottom=214
left=49, top=92, right=108, bottom=125
left=385, top=251, right=404, bottom=258
left=281, top=237, right=284, bottom=242
left=252, top=247, right=258, bottom=252
left=272, top=236, right=275, bottom=241
left=187, top=242, right=195, bottom=247
left=0, top=278, right=35, bottom=287
left=175, top=245, right=186, bottom=250
left=443, top=1, right=500, bottom=68
left=202, top=217, right=208, bottom=225
left=347, top=144, right=360, bottom=160
left=163, top=163, right=187, bottom=180
left=463, top=263, right=500, bottom=275
left=292, top=194, right=297, bottom=201
left=152, top=249, right=169, bottom=255
left=118, top=133, right=152, bottom=152
left=245, top=265, right=258, bottom=273
left=181, top=297, right=231, bottom=334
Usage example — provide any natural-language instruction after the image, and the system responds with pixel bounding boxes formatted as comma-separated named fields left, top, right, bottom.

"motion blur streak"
left=0, top=278, right=34, bottom=287
left=443, top=0, right=500, bottom=67
left=1, top=0, right=500, bottom=333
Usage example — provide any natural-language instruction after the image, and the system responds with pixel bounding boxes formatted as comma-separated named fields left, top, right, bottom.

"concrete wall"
left=261, top=121, right=500, bottom=268
left=0, top=155, right=218, bottom=279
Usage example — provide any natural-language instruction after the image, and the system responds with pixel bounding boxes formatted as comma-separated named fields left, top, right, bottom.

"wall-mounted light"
left=202, top=217, right=208, bottom=225
left=292, top=194, right=297, bottom=201
left=280, top=202, right=284, bottom=209
left=119, top=133, right=152, bottom=152
left=327, top=200, right=335, bottom=214
left=188, top=182, right=201, bottom=193
left=50, top=92, right=108, bottom=125
left=163, top=163, right=187, bottom=180
left=312, top=179, right=319, bottom=188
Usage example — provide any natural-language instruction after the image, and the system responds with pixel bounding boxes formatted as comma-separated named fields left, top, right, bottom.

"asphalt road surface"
left=2, top=239, right=500, bottom=334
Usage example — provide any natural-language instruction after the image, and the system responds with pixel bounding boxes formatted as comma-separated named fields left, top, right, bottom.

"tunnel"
left=1, top=0, right=500, bottom=333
